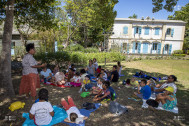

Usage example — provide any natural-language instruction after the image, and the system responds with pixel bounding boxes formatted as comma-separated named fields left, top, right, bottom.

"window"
left=165, top=44, right=169, bottom=51
left=152, top=43, right=158, bottom=50
left=123, top=26, right=128, bottom=34
left=135, top=42, right=138, bottom=50
left=166, top=28, right=171, bottom=35
left=144, top=27, right=149, bottom=35
left=155, top=28, right=160, bottom=35
left=136, top=27, right=139, bottom=34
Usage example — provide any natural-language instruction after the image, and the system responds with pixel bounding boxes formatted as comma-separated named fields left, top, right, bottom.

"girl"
left=61, top=96, right=88, bottom=124
left=130, top=77, right=138, bottom=86
left=54, top=72, right=65, bottom=85
left=101, top=69, right=107, bottom=80
left=70, top=72, right=82, bottom=87
left=29, top=88, right=54, bottom=125
left=92, top=78, right=104, bottom=95
left=155, top=87, right=177, bottom=110
left=117, top=61, right=122, bottom=76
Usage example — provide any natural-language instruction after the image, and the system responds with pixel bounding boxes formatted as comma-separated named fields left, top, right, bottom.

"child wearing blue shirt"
left=134, top=79, right=151, bottom=100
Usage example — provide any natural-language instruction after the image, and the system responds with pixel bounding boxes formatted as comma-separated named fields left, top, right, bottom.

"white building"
left=109, top=17, right=186, bottom=54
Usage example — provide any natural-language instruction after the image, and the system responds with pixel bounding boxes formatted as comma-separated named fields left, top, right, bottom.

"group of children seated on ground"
left=124, top=74, right=177, bottom=110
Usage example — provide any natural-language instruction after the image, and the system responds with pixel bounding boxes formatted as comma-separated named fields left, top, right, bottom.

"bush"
left=173, top=50, right=183, bottom=54
left=172, top=54, right=186, bottom=57
left=83, top=47, right=99, bottom=53
left=65, top=44, right=84, bottom=52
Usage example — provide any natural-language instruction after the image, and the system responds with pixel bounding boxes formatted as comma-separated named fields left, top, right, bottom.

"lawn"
left=0, top=60, right=189, bottom=126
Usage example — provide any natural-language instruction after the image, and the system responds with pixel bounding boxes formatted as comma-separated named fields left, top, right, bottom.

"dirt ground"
left=0, top=66, right=189, bottom=126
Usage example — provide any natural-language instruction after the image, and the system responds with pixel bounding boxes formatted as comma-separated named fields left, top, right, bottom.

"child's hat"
left=165, top=87, right=174, bottom=93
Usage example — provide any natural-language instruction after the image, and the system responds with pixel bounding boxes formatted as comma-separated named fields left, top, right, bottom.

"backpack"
left=82, top=102, right=96, bottom=110
left=146, top=99, right=159, bottom=108
left=108, top=86, right=117, bottom=100
left=109, top=101, right=128, bottom=116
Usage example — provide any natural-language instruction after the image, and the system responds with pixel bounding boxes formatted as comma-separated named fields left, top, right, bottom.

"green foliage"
left=34, top=51, right=125, bottom=65
left=152, top=0, right=179, bottom=13
left=128, top=14, right=138, bottom=19
left=83, top=47, right=99, bottom=53
left=64, top=44, right=84, bottom=51
left=172, top=54, right=186, bottom=57
left=173, top=50, right=183, bottom=54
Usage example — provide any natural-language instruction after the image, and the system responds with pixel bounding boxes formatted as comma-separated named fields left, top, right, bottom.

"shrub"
left=173, top=50, right=183, bottom=54
left=65, top=44, right=84, bottom=52
left=84, top=47, right=99, bottom=53
left=172, top=54, right=186, bottom=57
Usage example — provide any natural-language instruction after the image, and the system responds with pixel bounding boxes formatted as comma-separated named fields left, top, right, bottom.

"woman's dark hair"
left=80, top=69, right=86, bottom=74
left=26, top=43, right=34, bottom=52
left=117, top=61, right=121, bottom=67
left=103, top=81, right=110, bottom=88
left=113, top=65, right=117, bottom=69
left=38, top=88, right=48, bottom=101
left=76, top=72, right=80, bottom=76
left=170, top=75, right=177, bottom=82
left=70, top=113, right=78, bottom=122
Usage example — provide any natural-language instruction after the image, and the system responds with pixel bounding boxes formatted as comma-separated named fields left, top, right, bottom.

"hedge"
left=172, top=54, right=186, bottom=57
left=34, top=51, right=125, bottom=65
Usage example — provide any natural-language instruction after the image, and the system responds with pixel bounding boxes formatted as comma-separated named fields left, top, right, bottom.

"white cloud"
left=174, top=5, right=181, bottom=11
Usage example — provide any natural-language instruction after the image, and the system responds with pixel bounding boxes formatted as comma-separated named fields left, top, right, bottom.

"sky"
left=114, top=0, right=189, bottom=20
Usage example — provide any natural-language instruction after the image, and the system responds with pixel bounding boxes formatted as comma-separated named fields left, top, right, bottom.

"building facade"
left=109, top=18, right=186, bottom=54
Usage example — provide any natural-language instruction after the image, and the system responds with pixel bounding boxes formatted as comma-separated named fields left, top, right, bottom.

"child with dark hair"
left=29, top=88, right=54, bottom=125
left=79, top=75, right=91, bottom=93
left=96, top=66, right=102, bottom=74
left=61, top=96, right=88, bottom=124
left=92, top=78, right=104, bottom=95
left=134, top=79, right=151, bottom=100
left=101, top=69, right=107, bottom=80
left=67, top=68, right=75, bottom=82
left=110, top=65, right=119, bottom=82
left=40, top=66, right=53, bottom=83
left=93, top=81, right=113, bottom=102
left=70, top=72, right=81, bottom=87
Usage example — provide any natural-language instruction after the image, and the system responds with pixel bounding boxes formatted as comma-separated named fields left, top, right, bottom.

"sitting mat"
left=43, top=82, right=70, bottom=88
left=61, top=103, right=101, bottom=126
left=22, top=106, right=67, bottom=126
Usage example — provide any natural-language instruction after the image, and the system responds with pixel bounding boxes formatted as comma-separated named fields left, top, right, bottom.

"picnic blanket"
left=22, top=106, right=67, bottom=126
left=61, top=103, right=101, bottom=126
left=43, top=82, right=71, bottom=88
left=133, top=73, right=161, bottom=81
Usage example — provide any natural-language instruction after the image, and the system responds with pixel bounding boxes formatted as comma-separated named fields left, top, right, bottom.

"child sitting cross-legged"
left=40, top=66, right=53, bottom=83
left=79, top=75, right=91, bottom=93
left=93, top=81, right=113, bottom=102
left=29, top=88, right=54, bottom=125
left=61, top=96, right=88, bottom=124
left=54, top=71, right=65, bottom=85
left=70, top=72, right=81, bottom=87
left=91, top=78, right=104, bottom=95
left=134, top=79, right=151, bottom=100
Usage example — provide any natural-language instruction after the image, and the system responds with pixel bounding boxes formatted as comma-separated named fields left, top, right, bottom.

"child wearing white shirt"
left=70, top=72, right=82, bottom=87
left=29, top=88, right=54, bottom=125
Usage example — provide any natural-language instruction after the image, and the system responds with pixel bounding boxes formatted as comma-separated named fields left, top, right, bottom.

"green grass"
left=100, top=60, right=189, bottom=89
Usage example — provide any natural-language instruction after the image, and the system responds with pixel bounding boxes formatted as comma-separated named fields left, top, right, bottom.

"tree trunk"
left=0, top=0, right=15, bottom=97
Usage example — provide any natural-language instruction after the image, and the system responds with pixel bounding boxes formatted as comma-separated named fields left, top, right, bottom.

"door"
left=143, top=43, right=148, bottom=54
left=123, top=43, right=127, bottom=53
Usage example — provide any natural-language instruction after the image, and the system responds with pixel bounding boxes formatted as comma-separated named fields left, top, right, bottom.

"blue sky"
left=114, top=0, right=189, bottom=20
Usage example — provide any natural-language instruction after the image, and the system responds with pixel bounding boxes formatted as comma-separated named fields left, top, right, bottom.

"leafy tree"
left=128, top=14, right=138, bottom=19
left=152, top=0, right=179, bottom=13
left=168, top=3, right=189, bottom=51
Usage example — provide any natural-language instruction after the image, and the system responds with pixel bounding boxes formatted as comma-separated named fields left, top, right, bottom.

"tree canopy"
left=128, top=14, right=138, bottom=19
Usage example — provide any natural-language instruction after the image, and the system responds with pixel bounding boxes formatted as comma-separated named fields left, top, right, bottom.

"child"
left=96, top=66, right=102, bottom=74
left=92, top=78, right=104, bottom=95
left=117, top=61, right=122, bottom=76
left=110, top=65, right=119, bottom=82
left=53, top=64, right=59, bottom=75
left=155, top=87, right=177, bottom=110
left=70, top=72, right=82, bottom=87
left=54, top=72, right=65, bottom=85
left=101, top=69, right=107, bottom=80
left=79, top=75, right=91, bottom=93
left=29, top=88, right=54, bottom=125
left=93, top=81, right=113, bottom=102
left=40, top=66, right=53, bottom=83
left=134, top=79, right=151, bottom=100
left=61, top=96, right=88, bottom=124
left=93, top=58, right=98, bottom=70
left=130, top=77, right=138, bottom=86
left=67, top=68, right=75, bottom=82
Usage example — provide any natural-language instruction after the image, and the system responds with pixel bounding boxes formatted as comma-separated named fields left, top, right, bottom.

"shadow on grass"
left=0, top=66, right=189, bottom=126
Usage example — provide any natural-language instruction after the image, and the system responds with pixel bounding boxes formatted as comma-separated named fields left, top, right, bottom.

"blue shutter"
left=145, top=27, right=149, bottom=35
left=132, top=42, right=136, bottom=53
left=134, top=27, right=136, bottom=34
left=139, top=27, right=142, bottom=34
left=138, top=42, right=141, bottom=53
left=123, top=26, right=128, bottom=34
left=169, top=44, right=172, bottom=55
left=155, top=28, right=160, bottom=35
left=127, top=43, right=130, bottom=54
left=171, top=28, right=174, bottom=37
left=157, top=43, right=161, bottom=54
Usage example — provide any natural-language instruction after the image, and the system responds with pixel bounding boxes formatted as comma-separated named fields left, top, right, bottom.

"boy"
left=110, top=65, right=119, bottom=82
left=134, top=79, right=151, bottom=100
left=29, top=88, right=54, bottom=125
left=40, top=66, right=53, bottom=82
